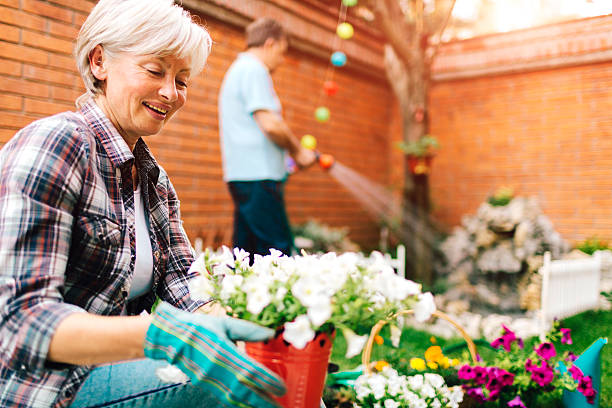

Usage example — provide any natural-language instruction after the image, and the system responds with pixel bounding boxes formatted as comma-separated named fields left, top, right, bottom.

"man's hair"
left=245, top=18, right=286, bottom=48
left=75, top=0, right=212, bottom=101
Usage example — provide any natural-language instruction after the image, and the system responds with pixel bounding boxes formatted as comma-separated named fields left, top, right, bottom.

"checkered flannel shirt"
left=0, top=99, right=205, bottom=407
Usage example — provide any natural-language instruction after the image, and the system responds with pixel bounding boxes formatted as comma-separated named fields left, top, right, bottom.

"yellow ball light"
left=301, top=134, right=317, bottom=150
left=336, top=22, right=354, bottom=40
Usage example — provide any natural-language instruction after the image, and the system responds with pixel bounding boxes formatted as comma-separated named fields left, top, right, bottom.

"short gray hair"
left=75, top=0, right=212, bottom=99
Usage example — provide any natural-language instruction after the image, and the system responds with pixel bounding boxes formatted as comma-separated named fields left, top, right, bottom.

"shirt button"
left=154, top=251, right=160, bottom=262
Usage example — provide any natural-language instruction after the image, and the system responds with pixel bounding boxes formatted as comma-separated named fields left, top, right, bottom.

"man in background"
left=218, top=17, right=316, bottom=257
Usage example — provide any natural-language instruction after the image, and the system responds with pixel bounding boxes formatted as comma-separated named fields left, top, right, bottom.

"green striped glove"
left=144, top=302, right=286, bottom=408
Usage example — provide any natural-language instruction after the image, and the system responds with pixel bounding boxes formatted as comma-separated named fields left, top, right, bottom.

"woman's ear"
left=89, top=44, right=107, bottom=81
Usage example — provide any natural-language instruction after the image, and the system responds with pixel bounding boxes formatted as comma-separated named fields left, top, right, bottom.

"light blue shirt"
left=219, top=52, right=286, bottom=181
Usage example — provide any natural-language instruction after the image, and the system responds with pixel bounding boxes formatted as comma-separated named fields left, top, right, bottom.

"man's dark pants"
left=228, top=180, right=293, bottom=259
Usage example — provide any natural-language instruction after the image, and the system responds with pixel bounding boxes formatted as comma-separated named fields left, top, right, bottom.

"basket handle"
left=362, top=310, right=478, bottom=374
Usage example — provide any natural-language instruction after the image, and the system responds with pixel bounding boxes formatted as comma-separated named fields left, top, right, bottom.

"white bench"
left=539, top=251, right=601, bottom=334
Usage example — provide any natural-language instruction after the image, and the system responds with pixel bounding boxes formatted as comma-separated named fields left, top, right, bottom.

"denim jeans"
left=70, top=358, right=218, bottom=407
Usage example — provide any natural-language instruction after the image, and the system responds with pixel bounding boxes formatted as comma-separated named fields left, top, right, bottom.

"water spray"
left=301, top=135, right=335, bottom=170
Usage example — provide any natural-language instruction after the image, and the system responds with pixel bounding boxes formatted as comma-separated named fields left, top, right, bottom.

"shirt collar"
left=78, top=98, right=160, bottom=184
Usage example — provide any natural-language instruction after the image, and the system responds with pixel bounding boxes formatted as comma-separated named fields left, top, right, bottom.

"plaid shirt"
left=0, top=99, right=205, bottom=407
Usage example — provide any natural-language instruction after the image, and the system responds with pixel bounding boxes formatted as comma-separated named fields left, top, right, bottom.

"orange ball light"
left=323, top=80, right=339, bottom=96
left=318, top=153, right=335, bottom=170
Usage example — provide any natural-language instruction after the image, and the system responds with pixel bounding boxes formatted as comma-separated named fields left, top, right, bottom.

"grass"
left=328, top=309, right=611, bottom=406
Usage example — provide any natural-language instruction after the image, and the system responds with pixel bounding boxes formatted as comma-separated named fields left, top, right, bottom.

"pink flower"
left=565, top=352, right=578, bottom=362
left=535, top=342, right=556, bottom=360
left=466, top=387, right=485, bottom=403
left=530, top=361, right=554, bottom=387
left=560, top=328, right=573, bottom=345
left=507, top=395, right=526, bottom=408
left=491, top=325, right=523, bottom=352
left=458, top=364, right=476, bottom=380
left=473, top=366, right=488, bottom=385
left=568, top=365, right=583, bottom=381
left=525, top=358, right=538, bottom=373
left=577, top=375, right=597, bottom=404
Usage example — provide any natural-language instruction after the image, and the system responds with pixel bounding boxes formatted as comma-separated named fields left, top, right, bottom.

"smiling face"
left=89, top=46, right=191, bottom=149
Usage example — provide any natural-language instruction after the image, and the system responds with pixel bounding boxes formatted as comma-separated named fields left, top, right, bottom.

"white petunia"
left=283, top=315, right=315, bottom=349
left=413, top=292, right=436, bottom=322
left=246, top=286, right=271, bottom=315
left=219, top=274, right=243, bottom=301
left=306, top=296, right=332, bottom=327
left=366, top=374, right=387, bottom=400
left=431, top=398, right=442, bottom=408
left=407, top=374, right=424, bottom=390
left=383, top=400, right=399, bottom=408
left=188, top=275, right=215, bottom=301
left=188, top=254, right=207, bottom=275
left=342, top=327, right=368, bottom=358
left=155, top=364, right=189, bottom=383
left=233, top=247, right=250, bottom=265
left=424, top=373, right=445, bottom=389
left=421, top=383, right=435, bottom=398
left=291, top=276, right=326, bottom=307
left=390, top=324, right=402, bottom=348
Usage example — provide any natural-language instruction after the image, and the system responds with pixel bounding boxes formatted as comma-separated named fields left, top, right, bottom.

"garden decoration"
left=558, top=337, right=607, bottom=408
left=187, top=247, right=436, bottom=408
left=396, top=135, right=439, bottom=175
left=456, top=320, right=599, bottom=407
left=301, top=134, right=335, bottom=171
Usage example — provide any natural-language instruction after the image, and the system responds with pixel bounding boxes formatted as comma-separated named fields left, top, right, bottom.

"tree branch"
left=426, top=0, right=456, bottom=66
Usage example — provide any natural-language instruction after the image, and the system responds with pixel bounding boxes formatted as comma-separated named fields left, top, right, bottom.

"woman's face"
left=92, top=49, right=191, bottom=147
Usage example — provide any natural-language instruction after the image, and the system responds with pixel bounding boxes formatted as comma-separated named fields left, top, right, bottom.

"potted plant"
left=187, top=247, right=437, bottom=408
left=396, top=135, right=439, bottom=175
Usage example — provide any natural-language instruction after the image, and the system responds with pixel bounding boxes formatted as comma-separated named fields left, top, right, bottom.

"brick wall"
left=0, top=0, right=394, bottom=249
left=429, top=15, right=612, bottom=243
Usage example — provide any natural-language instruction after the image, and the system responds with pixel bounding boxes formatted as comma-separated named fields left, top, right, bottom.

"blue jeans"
left=70, top=359, right=218, bottom=407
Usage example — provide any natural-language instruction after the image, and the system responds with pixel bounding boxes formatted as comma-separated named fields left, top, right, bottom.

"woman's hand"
left=145, top=302, right=286, bottom=407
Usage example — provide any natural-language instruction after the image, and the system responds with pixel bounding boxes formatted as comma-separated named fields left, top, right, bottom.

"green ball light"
left=342, top=0, right=358, bottom=6
left=315, top=106, right=330, bottom=123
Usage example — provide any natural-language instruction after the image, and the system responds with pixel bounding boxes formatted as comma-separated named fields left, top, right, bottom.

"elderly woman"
left=0, top=0, right=285, bottom=407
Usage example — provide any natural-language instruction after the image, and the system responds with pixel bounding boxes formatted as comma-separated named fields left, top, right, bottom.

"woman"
left=0, top=0, right=284, bottom=407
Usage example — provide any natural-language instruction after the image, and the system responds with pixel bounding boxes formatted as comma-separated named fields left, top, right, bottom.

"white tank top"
left=129, top=186, right=154, bottom=299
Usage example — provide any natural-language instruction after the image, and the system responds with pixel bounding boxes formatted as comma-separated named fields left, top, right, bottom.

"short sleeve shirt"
left=218, top=52, right=287, bottom=181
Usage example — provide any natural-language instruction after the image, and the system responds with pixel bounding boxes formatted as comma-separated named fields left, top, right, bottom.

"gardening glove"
left=144, top=302, right=286, bottom=408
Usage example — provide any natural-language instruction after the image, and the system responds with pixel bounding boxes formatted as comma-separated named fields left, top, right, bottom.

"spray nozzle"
left=301, top=135, right=335, bottom=171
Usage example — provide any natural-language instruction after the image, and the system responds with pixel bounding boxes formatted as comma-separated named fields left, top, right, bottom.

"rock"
left=475, top=226, right=497, bottom=248
left=446, top=299, right=470, bottom=315
left=481, top=314, right=513, bottom=342
left=514, top=221, right=532, bottom=248
left=474, top=283, right=501, bottom=307
left=477, top=242, right=522, bottom=273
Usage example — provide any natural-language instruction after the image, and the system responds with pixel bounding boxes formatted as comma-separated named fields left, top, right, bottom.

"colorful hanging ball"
left=342, top=0, right=358, bottom=6
left=336, top=22, right=354, bottom=40
left=330, top=51, right=347, bottom=67
left=323, top=80, right=339, bottom=96
left=301, top=134, right=317, bottom=150
left=315, top=106, right=330, bottom=122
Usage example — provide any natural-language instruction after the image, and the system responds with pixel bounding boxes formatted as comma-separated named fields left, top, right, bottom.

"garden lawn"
left=329, top=309, right=611, bottom=406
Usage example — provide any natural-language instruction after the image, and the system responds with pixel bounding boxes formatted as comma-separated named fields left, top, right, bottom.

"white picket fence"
left=539, top=251, right=601, bottom=332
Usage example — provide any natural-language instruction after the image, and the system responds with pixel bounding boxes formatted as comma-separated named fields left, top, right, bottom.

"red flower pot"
left=406, top=155, right=434, bottom=175
left=245, top=331, right=334, bottom=408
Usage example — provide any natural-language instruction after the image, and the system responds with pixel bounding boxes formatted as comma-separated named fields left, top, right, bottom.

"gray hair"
left=75, top=0, right=212, bottom=103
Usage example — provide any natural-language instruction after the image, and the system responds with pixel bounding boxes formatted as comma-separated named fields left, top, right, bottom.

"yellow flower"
left=374, top=335, right=384, bottom=345
left=427, top=361, right=439, bottom=369
left=424, top=345, right=443, bottom=363
left=410, top=358, right=426, bottom=371
left=430, top=336, right=437, bottom=344
left=451, top=358, right=460, bottom=367
left=440, top=356, right=451, bottom=369
left=375, top=360, right=389, bottom=371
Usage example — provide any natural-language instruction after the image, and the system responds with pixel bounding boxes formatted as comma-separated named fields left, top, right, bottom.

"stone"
left=477, top=242, right=522, bottom=273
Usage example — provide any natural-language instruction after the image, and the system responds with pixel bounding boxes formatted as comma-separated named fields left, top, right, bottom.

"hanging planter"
left=396, top=135, right=439, bottom=175
left=406, top=154, right=434, bottom=175
left=245, top=331, right=335, bottom=408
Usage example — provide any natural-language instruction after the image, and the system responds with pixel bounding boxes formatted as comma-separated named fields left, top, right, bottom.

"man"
left=219, top=17, right=316, bottom=257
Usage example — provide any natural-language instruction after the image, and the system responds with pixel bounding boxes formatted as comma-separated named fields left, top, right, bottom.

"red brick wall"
left=0, top=0, right=394, bottom=248
left=429, top=15, right=612, bottom=243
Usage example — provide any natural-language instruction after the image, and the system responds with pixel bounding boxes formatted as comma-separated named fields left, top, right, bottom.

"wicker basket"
left=361, top=309, right=479, bottom=374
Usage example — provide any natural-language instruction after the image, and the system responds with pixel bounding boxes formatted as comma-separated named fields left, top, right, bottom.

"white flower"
left=407, top=374, right=424, bottom=390
left=431, top=398, right=442, bottom=408
left=421, top=383, right=435, bottom=398
left=291, top=275, right=327, bottom=306
left=246, top=286, right=271, bottom=315
left=283, top=315, right=315, bottom=349
left=233, top=247, right=250, bottom=265
left=155, top=364, right=189, bottom=383
left=414, top=292, right=436, bottom=322
left=366, top=374, right=387, bottom=400
left=424, top=373, right=445, bottom=389
left=188, top=254, right=207, bottom=275
left=390, top=324, right=402, bottom=348
left=188, top=275, right=214, bottom=301
left=306, top=296, right=332, bottom=327
left=342, top=327, right=368, bottom=358
left=219, top=274, right=243, bottom=301
left=383, top=400, right=399, bottom=408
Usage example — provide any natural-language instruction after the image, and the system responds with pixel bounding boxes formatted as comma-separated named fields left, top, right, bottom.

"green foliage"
left=292, top=219, right=359, bottom=253
left=576, top=236, right=611, bottom=255
left=487, top=186, right=515, bottom=206
left=396, top=135, right=439, bottom=157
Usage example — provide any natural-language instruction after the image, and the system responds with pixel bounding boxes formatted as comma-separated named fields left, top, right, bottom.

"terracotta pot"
left=406, top=155, right=434, bottom=175
left=245, top=331, right=334, bottom=408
